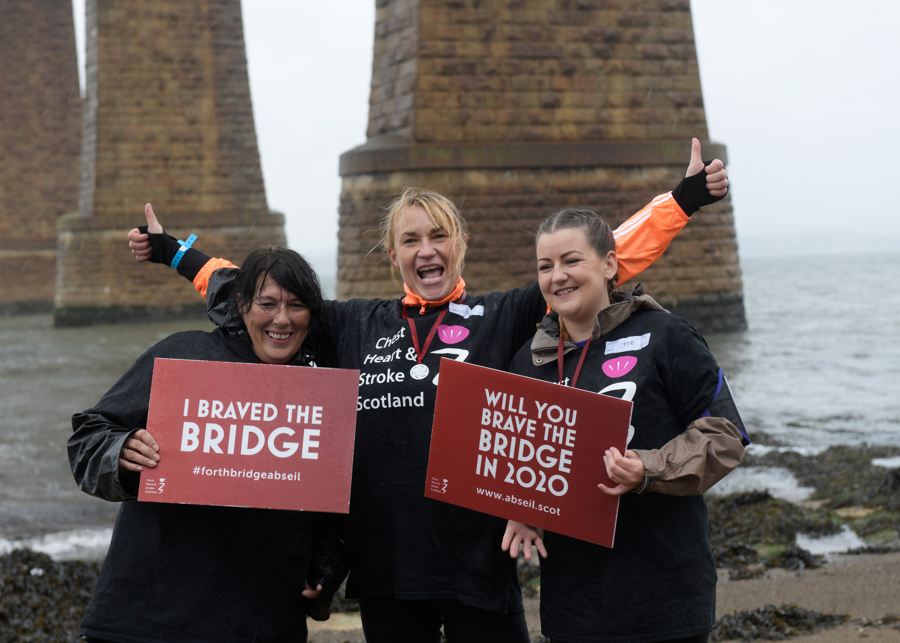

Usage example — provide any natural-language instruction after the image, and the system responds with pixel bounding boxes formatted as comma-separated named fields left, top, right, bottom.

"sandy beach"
left=306, top=552, right=900, bottom=642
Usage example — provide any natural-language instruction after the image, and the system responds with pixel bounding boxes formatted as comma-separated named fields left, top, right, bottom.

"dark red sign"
left=425, top=359, right=632, bottom=547
left=138, top=358, right=359, bottom=513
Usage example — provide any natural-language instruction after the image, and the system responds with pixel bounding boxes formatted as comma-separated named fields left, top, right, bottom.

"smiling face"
left=388, top=205, right=467, bottom=301
left=537, top=227, right=618, bottom=340
left=241, top=276, right=310, bottom=364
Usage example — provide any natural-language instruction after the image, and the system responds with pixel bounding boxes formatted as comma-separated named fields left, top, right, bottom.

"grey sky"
left=71, top=1, right=900, bottom=273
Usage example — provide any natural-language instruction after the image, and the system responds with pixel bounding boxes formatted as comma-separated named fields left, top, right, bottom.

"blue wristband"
left=170, top=234, right=198, bottom=270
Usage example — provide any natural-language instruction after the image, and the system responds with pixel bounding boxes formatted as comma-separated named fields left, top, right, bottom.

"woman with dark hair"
left=503, top=209, right=749, bottom=643
left=68, top=247, right=336, bottom=643
left=127, top=140, right=729, bottom=642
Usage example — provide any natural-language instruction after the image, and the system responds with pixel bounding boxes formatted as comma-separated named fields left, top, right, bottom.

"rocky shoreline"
left=2, top=443, right=898, bottom=642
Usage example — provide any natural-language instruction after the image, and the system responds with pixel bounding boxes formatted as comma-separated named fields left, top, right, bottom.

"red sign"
left=425, top=359, right=632, bottom=547
left=138, top=358, right=359, bottom=513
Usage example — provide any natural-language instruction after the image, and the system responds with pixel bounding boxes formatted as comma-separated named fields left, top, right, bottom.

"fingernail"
left=153, top=454, right=160, bottom=461
left=148, top=462, right=156, bottom=467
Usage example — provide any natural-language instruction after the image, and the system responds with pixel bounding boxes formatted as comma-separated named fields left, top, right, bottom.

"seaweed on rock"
left=708, top=490, right=840, bottom=547
left=710, top=604, right=850, bottom=641
left=744, top=445, right=900, bottom=511
left=0, top=549, right=101, bottom=643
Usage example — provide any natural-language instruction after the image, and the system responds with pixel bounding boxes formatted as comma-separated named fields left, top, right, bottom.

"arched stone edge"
left=340, top=139, right=728, bottom=176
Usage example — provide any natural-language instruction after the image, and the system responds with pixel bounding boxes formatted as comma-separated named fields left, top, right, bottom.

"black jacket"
left=69, top=328, right=320, bottom=643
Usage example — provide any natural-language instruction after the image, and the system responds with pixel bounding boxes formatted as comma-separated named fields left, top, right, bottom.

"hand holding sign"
left=598, top=447, right=644, bottom=496
left=119, top=429, right=160, bottom=473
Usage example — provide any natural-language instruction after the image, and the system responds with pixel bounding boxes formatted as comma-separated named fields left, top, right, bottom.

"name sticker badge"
left=449, top=302, right=484, bottom=319
left=605, top=333, right=651, bottom=355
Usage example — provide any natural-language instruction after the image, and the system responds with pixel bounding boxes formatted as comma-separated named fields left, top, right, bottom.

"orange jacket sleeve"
left=193, top=258, right=238, bottom=299
left=613, top=192, right=689, bottom=284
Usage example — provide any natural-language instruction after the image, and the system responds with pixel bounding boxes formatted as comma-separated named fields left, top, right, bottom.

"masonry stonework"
left=0, top=0, right=82, bottom=314
left=55, top=0, right=284, bottom=326
left=339, top=0, right=746, bottom=333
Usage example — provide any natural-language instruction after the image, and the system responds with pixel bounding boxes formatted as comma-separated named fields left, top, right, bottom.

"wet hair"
left=379, top=187, right=468, bottom=286
left=536, top=209, right=618, bottom=300
left=228, top=247, right=325, bottom=358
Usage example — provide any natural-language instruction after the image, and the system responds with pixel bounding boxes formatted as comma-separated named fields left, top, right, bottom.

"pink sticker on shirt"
left=602, top=356, right=637, bottom=378
left=438, top=325, right=469, bottom=344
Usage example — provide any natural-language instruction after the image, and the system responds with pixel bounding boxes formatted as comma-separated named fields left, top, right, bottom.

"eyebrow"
left=537, top=249, right=584, bottom=262
left=399, top=226, right=444, bottom=238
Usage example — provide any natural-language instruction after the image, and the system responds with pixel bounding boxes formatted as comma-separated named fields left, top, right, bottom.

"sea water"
left=1, top=252, right=898, bottom=557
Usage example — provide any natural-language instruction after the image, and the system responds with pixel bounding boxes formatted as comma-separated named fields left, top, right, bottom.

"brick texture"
left=369, top=0, right=708, bottom=144
left=340, top=0, right=745, bottom=333
left=0, top=0, right=82, bottom=312
left=55, top=0, right=284, bottom=325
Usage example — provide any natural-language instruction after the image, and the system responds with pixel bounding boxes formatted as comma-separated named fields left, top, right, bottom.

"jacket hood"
left=530, top=285, right=668, bottom=366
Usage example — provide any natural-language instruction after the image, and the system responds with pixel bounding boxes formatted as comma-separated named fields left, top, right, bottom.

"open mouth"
left=554, top=287, right=577, bottom=296
left=266, top=331, right=292, bottom=341
left=417, top=264, right=444, bottom=283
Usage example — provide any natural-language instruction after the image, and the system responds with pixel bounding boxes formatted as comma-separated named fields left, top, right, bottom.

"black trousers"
left=359, top=595, right=531, bottom=643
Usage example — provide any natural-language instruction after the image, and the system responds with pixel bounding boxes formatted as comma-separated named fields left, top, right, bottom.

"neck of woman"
left=561, top=316, right=595, bottom=343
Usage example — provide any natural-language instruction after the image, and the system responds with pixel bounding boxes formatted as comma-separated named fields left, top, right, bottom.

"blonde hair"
left=380, top=187, right=468, bottom=284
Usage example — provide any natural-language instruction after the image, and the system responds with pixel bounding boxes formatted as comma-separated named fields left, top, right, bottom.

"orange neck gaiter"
left=403, top=278, right=466, bottom=314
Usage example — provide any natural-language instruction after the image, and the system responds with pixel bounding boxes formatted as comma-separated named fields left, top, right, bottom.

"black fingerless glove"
left=137, top=225, right=211, bottom=282
left=671, top=160, right=727, bottom=216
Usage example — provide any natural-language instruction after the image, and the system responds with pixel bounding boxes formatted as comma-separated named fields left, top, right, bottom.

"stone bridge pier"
left=337, top=0, right=746, bottom=333
left=54, top=0, right=284, bottom=326
left=0, top=0, right=81, bottom=314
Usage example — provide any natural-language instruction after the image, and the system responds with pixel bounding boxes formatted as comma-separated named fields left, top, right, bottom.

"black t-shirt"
left=509, top=309, right=720, bottom=642
left=70, top=329, right=317, bottom=643
left=319, top=284, right=546, bottom=613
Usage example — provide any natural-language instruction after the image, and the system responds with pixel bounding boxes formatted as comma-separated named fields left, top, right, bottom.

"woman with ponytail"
left=504, top=208, right=749, bottom=643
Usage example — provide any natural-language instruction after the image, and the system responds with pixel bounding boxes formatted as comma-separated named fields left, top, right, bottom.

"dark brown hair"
left=228, top=246, right=325, bottom=360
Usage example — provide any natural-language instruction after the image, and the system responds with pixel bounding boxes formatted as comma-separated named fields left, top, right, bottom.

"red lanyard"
left=403, top=307, right=448, bottom=366
left=558, top=337, right=591, bottom=388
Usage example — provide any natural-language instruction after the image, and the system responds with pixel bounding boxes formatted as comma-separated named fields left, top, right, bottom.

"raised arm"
left=127, top=204, right=236, bottom=298
left=614, top=138, right=729, bottom=283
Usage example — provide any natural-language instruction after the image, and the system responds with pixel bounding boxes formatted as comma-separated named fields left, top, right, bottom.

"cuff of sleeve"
left=194, top=257, right=237, bottom=299
left=634, top=476, right=655, bottom=494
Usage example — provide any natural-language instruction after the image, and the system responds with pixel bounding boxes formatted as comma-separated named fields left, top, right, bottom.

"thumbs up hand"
left=686, top=138, right=729, bottom=197
left=127, top=204, right=165, bottom=262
